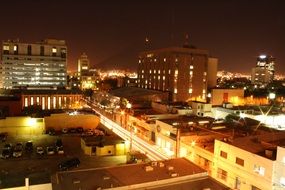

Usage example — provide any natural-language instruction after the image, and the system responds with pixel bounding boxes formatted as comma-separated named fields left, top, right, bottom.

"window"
left=190, top=65, right=194, bottom=69
left=174, top=88, right=177, bottom=94
left=52, top=47, right=57, bottom=53
left=27, top=45, right=32, bottom=55
left=220, top=151, right=227, bottom=159
left=40, top=46, right=44, bottom=56
left=253, top=165, right=265, bottom=176
left=217, top=168, right=227, bottom=181
left=236, top=157, right=244, bottom=166
left=189, top=88, right=193, bottom=94
left=163, top=58, right=166, bottom=62
left=14, top=45, right=18, bottom=55
left=3, top=45, right=9, bottom=51
left=61, top=48, right=66, bottom=58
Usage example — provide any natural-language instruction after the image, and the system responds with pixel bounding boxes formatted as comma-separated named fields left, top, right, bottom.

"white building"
left=1, top=39, right=67, bottom=89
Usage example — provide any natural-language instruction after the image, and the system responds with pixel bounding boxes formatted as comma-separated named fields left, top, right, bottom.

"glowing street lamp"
left=269, top=93, right=276, bottom=100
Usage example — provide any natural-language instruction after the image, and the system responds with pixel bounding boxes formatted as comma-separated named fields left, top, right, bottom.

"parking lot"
left=0, top=124, right=127, bottom=189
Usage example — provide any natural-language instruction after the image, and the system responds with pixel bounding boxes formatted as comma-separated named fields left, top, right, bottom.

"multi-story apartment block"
left=1, top=39, right=67, bottom=89
left=137, top=47, right=217, bottom=102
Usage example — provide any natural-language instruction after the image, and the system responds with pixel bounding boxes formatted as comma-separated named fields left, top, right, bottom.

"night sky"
left=0, top=0, right=284, bottom=73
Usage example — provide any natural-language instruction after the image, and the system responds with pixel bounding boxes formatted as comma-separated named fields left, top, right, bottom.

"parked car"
left=55, top=139, right=63, bottom=148
left=36, top=146, right=44, bottom=155
left=46, top=146, right=55, bottom=155
left=0, top=132, right=8, bottom=142
left=4, top=143, right=12, bottom=150
left=25, top=141, right=33, bottom=152
left=13, top=143, right=23, bottom=158
left=1, top=149, right=12, bottom=159
left=57, top=146, right=64, bottom=154
left=62, top=128, right=68, bottom=134
left=76, top=127, right=83, bottom=133
left=68, top=128, right=77, bottom=133
left=46, top=128, right=56, bottom=135
left=58, top=158, right=80, bottom=171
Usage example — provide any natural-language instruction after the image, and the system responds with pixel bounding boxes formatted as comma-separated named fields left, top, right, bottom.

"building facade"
left=1, top=39, right=67, bottom=89
left=251, top=55, right=275, bottom=86
left=21, top=89, right=82, bottom=110
left=77, top=53, right=98, bottom=90
left=137, top=47, right=217, bottom=102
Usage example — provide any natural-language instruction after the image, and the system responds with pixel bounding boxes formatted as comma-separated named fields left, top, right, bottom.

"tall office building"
left=0, top=39, right=67, bottom=89
left=77, top=52, right=90, bottom=78
left=77, top=53, right=98, bottom=89
left=138, top=46, right=218, bottom=102
left=251, top=55, right=275, bottom=85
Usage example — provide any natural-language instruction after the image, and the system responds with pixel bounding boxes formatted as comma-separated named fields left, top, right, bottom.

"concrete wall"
left=211, top=89, right=244, bottom=106
left=0, top=117, right=44, bottom=135
left=44, top=113, right=99, bottom=130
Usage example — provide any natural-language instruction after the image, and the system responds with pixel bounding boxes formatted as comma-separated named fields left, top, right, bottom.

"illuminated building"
left=77, top=53, right=98, bottom=90
left=78, top=52, right=90, bottom=78
left=1, top=39, right=67, bottom=89
left=20, top=89, right=82, bottom=110
left=137, top=46, right=218, bottom=102
left=251, top=55, right=275, bottom=85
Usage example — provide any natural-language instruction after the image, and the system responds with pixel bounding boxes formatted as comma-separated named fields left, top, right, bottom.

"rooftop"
left=53, top=158, right=227, bottom=190
left=109, top=87, right=167, bottom=98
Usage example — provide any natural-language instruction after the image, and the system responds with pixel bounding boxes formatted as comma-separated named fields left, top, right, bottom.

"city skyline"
left=0, top=0, right=285, bottom=73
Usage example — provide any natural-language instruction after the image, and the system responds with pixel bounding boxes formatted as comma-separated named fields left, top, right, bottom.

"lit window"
left=30, top=97, right=34, bottom=106
left=158, top=76, right=160, bottom=80
left=203, top=89, right=206, bottom=93
left=163, top=58, right=166, bottom=62
left=168, top=69, right=171, bottom=74
left=47, top=97, right=51, bottom=110
left=163, top=76, right=165, bottom=80
left=52, top=47, right=57, bottom=53
left=174, top=88, right=177, bottom=94
left=150, top=70, right=152, bottom=74
left=13, top=45, right=17, bottom=51
left=145, top=80, right=148, bottom=84
left=154, top=70, right=156, bottom=74
left=175, top=70, right=178, bottom=75
left=254, top=165, right=265, bottom=176
left=190, top=71, right=193, bottom=75
left=24, top=98, right=28, bottom=107
left=175, top=58, right=178, bottom=62
left=42, top=97, right=45, bottom=110
left=190, top=65, right=194, bottom=69
left=189, top=88, right=192, bottom=93
left=158, top=70, right=160, bottom=74
left=142, top=70, right=144, bottom=73
left=204, top=72, right=207, bottom=76
left=3, top=45, right=9, bottom=51
left=154, top=58, right=157, bottom=62
left=138, top=59, right=141, bottom=63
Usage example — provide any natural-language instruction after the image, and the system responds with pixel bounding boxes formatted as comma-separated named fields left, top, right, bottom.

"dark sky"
left=1, top=0, right=285, bottom=74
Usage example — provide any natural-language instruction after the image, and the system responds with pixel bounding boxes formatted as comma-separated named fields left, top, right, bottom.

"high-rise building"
left=137, top=46, right=218, bottom=102
left=251, top=55, right=275, bottom=85
left=0, top=39, right=67, bottom=89
left=77, top=52, right=90, bottom=78
left=77, top=53, right=98, bottom=90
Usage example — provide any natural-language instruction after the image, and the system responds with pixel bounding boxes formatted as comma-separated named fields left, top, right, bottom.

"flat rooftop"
left=109, top=87, right=167, bottom=98
left=53, top=158, right=227, bottom=190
